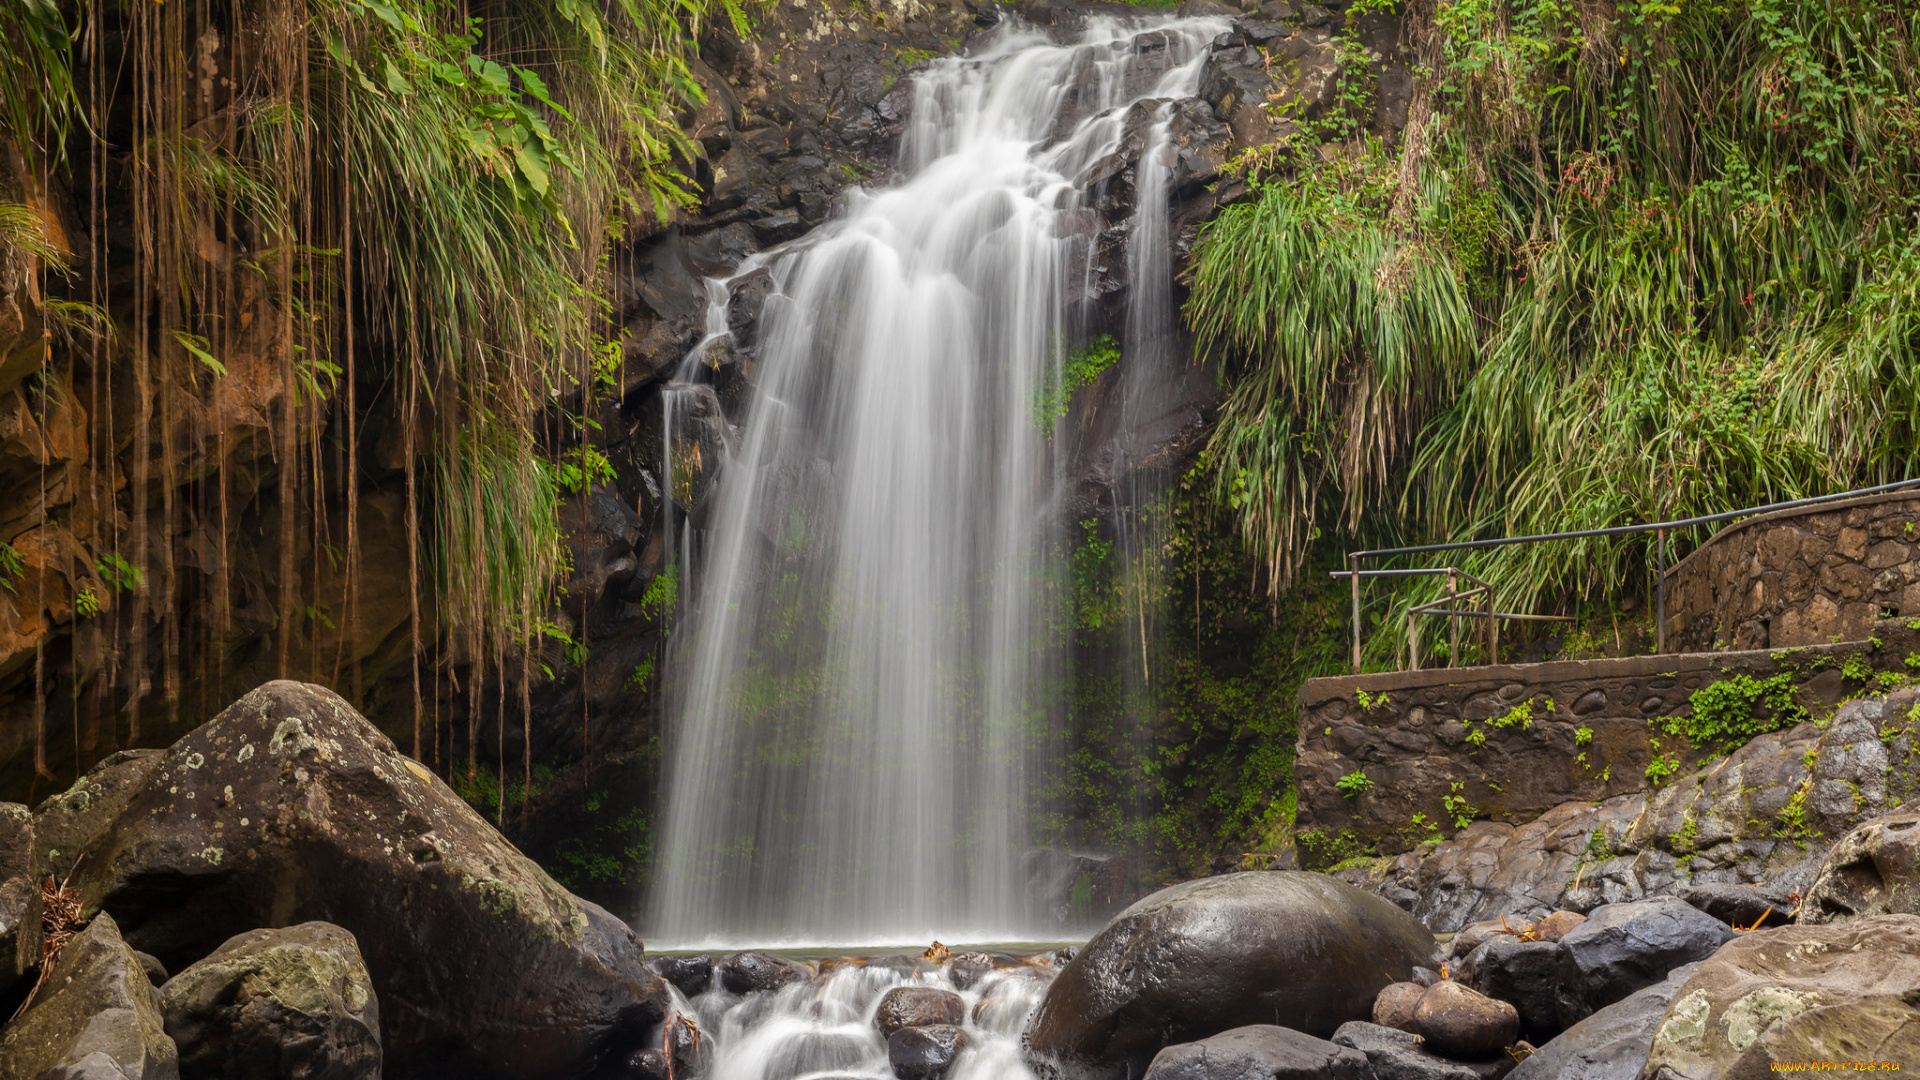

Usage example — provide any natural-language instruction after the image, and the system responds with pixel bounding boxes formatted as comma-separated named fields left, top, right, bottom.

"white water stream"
left=648, top=13, right=1226, bottom=951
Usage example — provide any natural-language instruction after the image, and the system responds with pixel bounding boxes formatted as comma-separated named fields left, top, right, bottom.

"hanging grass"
left=1189, top=0, right=1920, bottom=659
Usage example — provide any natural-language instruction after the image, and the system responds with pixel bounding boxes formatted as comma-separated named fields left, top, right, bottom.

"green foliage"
left=434, top=426, right=564, bottom=650
left=1188, top=0, right=1920, bottom=636
left=0, top=0, right=76, bottom=167
left=1841, top=654, right=1875, bottom=683
left=72, top=585, right=98, bottom=619
left=626, top=657, right=655, bottom=694
left=552, top=445, right=617, bottom=494
left=1666, top=672, right=1806, bottom=754
left=1336, top=769, right=1375, bottom=796
left=1034, top=335, right=1120, bottom=431
left=1356, top=689, right=1392, bottom=711
left=638, top=562, right=679, bottom=623
left=94, top=554, right=144, bottom=594
left=1645, top=752, right=1681, bottom=786
left=0, top=543, right=22, bottom=594
left=1574, top=725, right=1594, bottom=746
left=1442, top=782, right=1479, bottom=829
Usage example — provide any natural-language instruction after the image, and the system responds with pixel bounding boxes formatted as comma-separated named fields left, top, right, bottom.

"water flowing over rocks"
left=158, top=922, right=380, bottom=1080
left=1024, top=871, right=1437, bottom=1077
left=19, top=681, right=668, bottom=1080
left=0, top=911, right=179, bottom=1080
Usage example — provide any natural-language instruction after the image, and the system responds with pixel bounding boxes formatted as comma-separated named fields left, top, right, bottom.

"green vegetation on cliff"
left=1190, top=0, right=1919, bottom=664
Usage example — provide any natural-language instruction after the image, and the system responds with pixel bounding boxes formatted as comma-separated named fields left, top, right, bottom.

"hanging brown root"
left=10, top=860, right=89, bottom=1023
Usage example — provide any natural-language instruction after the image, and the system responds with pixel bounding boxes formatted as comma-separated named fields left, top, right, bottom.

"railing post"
left=1350, top=553, right=1362, bottom=674
left=1447, top=569, right=1459, bottom=668
left=1489, top=586, right=1499, bottom=666
left=1409, top=610, right=1420, bottom=671
left=1656, top=527, right=1667, bottom=654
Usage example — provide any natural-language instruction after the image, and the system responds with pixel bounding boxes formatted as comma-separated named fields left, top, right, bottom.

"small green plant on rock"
left=1645, top=752, right=1681, bottom=786
left=1356, top=689, right=1391, bottom=711
left=1669, top=673, right=1805, bottom=754
left=1575, top=725, right=1594, bottom=746
left=1336, top=769, right=1374, bottom=796
left=1442, top=782, right=1478, bottom=829
left=1842, top=654, right=1875, bottom=683
left=72, top=585, right=99, bottom=619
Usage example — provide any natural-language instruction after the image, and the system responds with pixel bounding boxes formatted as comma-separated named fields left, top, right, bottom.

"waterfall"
left=648, top=12, right=1227, bottom=948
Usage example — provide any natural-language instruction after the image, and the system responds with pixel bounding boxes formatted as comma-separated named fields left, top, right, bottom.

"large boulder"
left=718, top=950, right=808, bottom=995
left=1025, top=871, right=1436, bottom=1077
left=159, top=921, right=380, bottom=1080
left=1551, top=898, right=1732, bottom=1028
left=1330, top=1021, right=1515, bottom=1079
left=1674, top=883, right=1792, bottom=929
left=889, top=1024, right=967, bottom=1080
left=1142, top=1025, right=1371, bottom=1080
left=1640, top=915, right=1920, bottom=1079
left=0, top=911, right=179, bottom=1080
left=43, top=681, right=670, bottom=1079
left=1798, top=809, right=1920, bottom=924
left=1505, top=962, right=1698, bottom=1080
left=1374, top=982, right=1427, bottom=1032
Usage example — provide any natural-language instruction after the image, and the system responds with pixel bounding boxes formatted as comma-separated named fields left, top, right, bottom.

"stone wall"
left=1292, top=618, right=1920, bottom=867
left=1664, top=491, right=1920, bottom=652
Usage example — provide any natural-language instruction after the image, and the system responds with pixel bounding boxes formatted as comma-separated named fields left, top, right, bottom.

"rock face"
left=653, top=953, right=713, bottom=997
left=1143, top=1025, right=1371, bottom=1080
left=46, top=681, right=669, bottom=1080
left=1024, top=871, right=1436, bottom=1077
left=1337, top=687, right=1920, bottom=932
left=1673, top=883, right=1792, bottom=928
left=1799, top=809, right=1920, bottom=924
left=0, top=800, right=30, bottom=998
left=1552, top=899, right=1733, bottom=1027
left=1504, top=962, right=1699, bottom=1080
left=1642, top=915, right=1920, bottom=1078
left=1330, top=1021, right=1515, bottom=1080
left=159, top=922, right=380, bottom=1080
left=875, top=986, right=966, bottom=1037
left=0, top=911, right=179, bottom=1080
left=1415, top=981, right=1519, bottom=1060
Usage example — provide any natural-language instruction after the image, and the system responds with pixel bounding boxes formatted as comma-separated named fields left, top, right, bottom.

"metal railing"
left=1333, top=477, right=1920, bottom=674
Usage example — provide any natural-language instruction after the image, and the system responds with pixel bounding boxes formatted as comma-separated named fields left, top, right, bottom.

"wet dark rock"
left=1373, top=982, right=1426, bottom=1032
left=1415, top=980, right=1520, bottom=1060
left=1506, top=962, right=1698, bottom=1080
left=1552, top=897, right=1733, bottom=1028
left=1674, top=881, right=1794, bottom=928
left=875, top=986, right=966, bottom=1036
left=0, top=800, right=30, bottom=998
left=1800, top=809, right=1920, bottom=924
left=1467, top=938, right=1566, bottom=1042
left=1411, top=966, right=1441, bottom=987
left=1641, top=916, right=1920, bottom=1078
left=0, top=911, right=178, bottom=1080
left=1025, top=871, right=1437, bottom=1077
left=1331, top=1021, right=1516, bottom=1079
left=719, top=950, right=809, bottom=995
left=625, top=1046, right=671, bottom=1079
left=888, top=1023, right=968, bottom=1080
left=159, top=921, right=380, bottom=1080
left=653, top=954, right=714, bottom=997
left=43, top=681, right=670, bottom=1080
left=1143, top=1024, right=1371, bottom=1080
left=135, top=950, right=170, bottom=986
left=947, top=952, right=998, bottom=991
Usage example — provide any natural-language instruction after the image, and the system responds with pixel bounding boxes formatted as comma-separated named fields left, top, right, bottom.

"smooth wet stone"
left=719, top=950, right=808, bottom=995
left=1331, top=1021, right=1515, bottom=1079
left=1533, top=911, right=1587, bottom=942
left=874, top=986, right=965, bottom=1037
left=1468, top=938, right=1566, bottom=1043
left=1416, top=981, right=1520, bottom=1060
left=889, top=1024, right=967, bottom=1080
left=653, top=953, right=714, bottom=997
left=1026, top=871, right=1437, bottom=1077
left=1374, top=982, right=1427, bottom=1033
left=1144, top=1024, right=1371, bottom=1080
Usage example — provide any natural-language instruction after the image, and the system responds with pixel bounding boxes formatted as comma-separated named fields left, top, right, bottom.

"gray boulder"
left=0, top=911, right=178, bottom=1080
left=652, top=953, right=713, bottom=997
left=1330, top=1021, right=1515, bottom=1079
left=1025, top=871, right=1436, bottom=1077
left=1799, top=809, right=1920, bottom=924
left=1143, top=1025, right=1371, bottom=1080
left=718, top=950, right=808, bottom=994
left=1552, top=898, right=1732, bottom=1027
left=159, top=922, right=379, bottom=1080
left=43, top=681, right=670, bottom=1079
left=1468, top=938, right=1566, bottom=1042
left=889, top=1024, right=967, bottom=1080
left=1641, top=915, right=1920, bottom=1079
left=1374, top=982, right=1426, bottom=1032
left=0, top=800, right=29, bottom=998
left=1673, top=883, right=1792, bottom=928
left=1505, top=962, right=1698, bottom=1080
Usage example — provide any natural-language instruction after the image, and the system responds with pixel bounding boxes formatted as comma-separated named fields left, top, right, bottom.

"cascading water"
left=649, top=12, right=1227, bottom=949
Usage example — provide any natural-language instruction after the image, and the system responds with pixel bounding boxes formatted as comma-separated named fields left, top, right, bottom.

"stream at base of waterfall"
left=647, top=10, right=1225, bottom=959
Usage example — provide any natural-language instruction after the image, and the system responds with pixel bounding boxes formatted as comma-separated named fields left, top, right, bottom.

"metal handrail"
left=1332, top=477, right=1920, bottom=673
